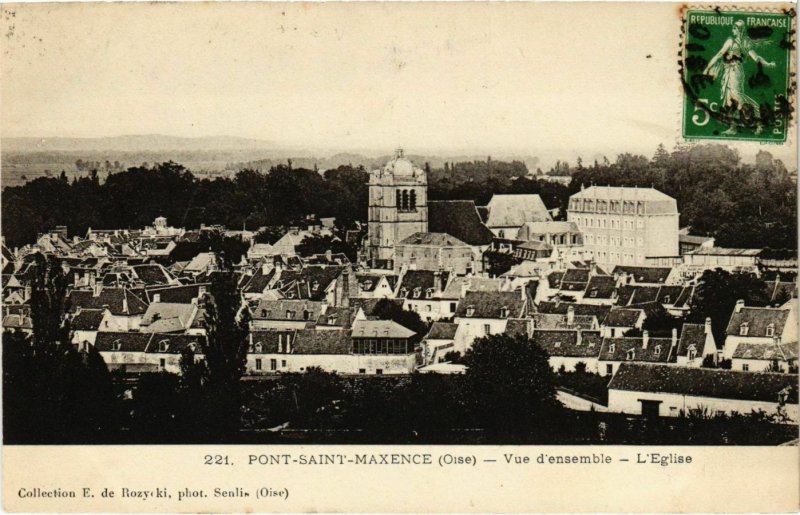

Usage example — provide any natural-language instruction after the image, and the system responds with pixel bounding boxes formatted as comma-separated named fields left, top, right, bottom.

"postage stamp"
left=681, top=6, right=795, bottom=142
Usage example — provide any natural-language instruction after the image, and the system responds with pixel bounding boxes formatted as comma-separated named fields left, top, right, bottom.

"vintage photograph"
left=1, top=2, right=797, bottom=448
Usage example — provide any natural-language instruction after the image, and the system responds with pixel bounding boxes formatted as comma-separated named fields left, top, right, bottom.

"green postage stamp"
left=681, top=7, right=795, bottom=142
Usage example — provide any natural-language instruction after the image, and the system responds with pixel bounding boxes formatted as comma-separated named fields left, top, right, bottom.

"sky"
left=1, top=2, right=796, bottom=163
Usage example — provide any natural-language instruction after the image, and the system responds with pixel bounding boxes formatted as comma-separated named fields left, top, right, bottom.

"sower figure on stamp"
left=703, top=20, right=775, bottom=135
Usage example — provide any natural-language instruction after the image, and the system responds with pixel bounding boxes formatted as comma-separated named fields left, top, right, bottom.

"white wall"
left=245, top=353, right=415, bottom=375
left=608, top=388, right=798, bottom=421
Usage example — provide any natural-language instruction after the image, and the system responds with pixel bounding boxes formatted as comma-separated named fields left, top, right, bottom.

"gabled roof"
left=273, top=266, right=343, bottom=301
left=397, top=232, right=469, bottom=247
left=504, top=318, right=533, bottom=339
left=95, top=331, right=153, bottom=352
left=428, top=200, right=494, bottom=246
left=726, top=307, right=791, bottom=337
left=70, top=309, right=106, bottom=331
left=442, top=276, right=503, bottom=299
left=426, top=321, right=458, bottom=340
left=537, top=301, right=612, bottom=321
left=599, top=336, right=672, bottom=363
left=571, top=185, right=676, bottom=203
left=532, top=313, right=596, bottom=330
left=140, top=302, right=197, bottom=333
left=352, top=319, right=416, bottom=339
left=532, top=329, right=602, bottom=358
left=66, top=287, right=149, bottom=316
left=316, top=306, right=355, bottom=328
left=733, top=342, right=799, bottom=361
left=292, top=329, right=352, bottom=355
left=252, top=299, right=324, bottom=322
left=147, top=333, right=206, bottom=354
left=131, top=264, right=175, bottom=286
left=146, top=283, right=209, bottom=304
left=455, top=291, right=525, bottom=319
left=602, top=308, right=644, bottom=327
left=674, top=323, right=708, bottom=358
left=485, top=194, right=551, bottom=228
left=349, top=297, right=404, bottom=318
left=397, top=270, right=450, bottom=299
left=584, top=275, right=616, bottom=299
left=608, top=363, right=799, bottom=403
left=613, top=266, right=672, bottom=284
left=240, top=267, right=276, bottom=294
left=2, top=314, right=32, bottom=330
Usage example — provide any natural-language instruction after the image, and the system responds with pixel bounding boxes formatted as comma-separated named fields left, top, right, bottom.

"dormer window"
left=426, top=288, right=434, bottom=298
left=159, top=340, right=168, bottom=352
left=362, top=280, right=372, bottom=290
left=499, top=306, right=509, bottom=318
left=466, top=305, right=475, bottom=317
left=189, top=343, right=197, bottom=352
left=626, top=349, right=635, bottom=361
left=554, top=341, right=561, bottom=348
left=766, top=324, right=775, bottom=337
left=399, top=287, right=408, bottom=297
left=739, top=323, right=749, bottom=336
left=663, top=295, right=671, bottom=304
left=311, top=281, right=320, bottom=291
left=303, top=309, right=310, bottom=320
left=328, top=315, right=337, bottom=325
left=608, top=343, right=615, bottom=353
left=413, top=287, right=422, bottom=299
left=112, top=339, right=122, bottom=351
left=653, top=345, right=662, bottom=355
left=261, top=309, right=268, bottom=318
left=589, top=290, right=598, bottom=298
left=255, top=343, right=263, bottom=353
left=688, top=345, right=697, bottom=360
left=286, top=310, right=295, bottom=319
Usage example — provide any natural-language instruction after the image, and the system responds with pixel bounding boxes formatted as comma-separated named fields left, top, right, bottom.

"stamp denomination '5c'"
left=682, top=7, right=795, bottom=142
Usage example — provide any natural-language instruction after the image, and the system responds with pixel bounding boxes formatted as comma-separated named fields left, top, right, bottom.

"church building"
left=367, top=149, right=428, bottom=267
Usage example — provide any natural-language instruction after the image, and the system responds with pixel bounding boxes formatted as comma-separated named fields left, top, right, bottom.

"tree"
left=461, top=333, right=560, bottom=435
left=198, top=268, right=250, bottom=438
left=371, top=298, right=428, bottom=337
left=296, top=234, right=357, bottom=262
left=689, top=269, right=770, bottom=345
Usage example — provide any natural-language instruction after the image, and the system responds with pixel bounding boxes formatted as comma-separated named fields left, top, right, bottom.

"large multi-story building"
left=367, top=149, right=428, bottom=266
left=567, top=186, right=679, bottom=268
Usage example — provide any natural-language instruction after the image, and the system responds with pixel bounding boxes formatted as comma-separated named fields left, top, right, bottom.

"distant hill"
left=2, top=134, right=277, bottom=153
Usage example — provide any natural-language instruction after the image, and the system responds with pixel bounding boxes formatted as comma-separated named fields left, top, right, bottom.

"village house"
left=598, top=329, right=676, bottom=376
left=483, top=194, right=552, bottom=239
left=600, top=308, right=646, bottom=337
left=607, top=362, right=798, bottom=420
left=422, top=321, right=459, bottom=364
left=69, top=308, right=108, bottom=349
left=451, top=290, right=526, bottom=354
left=532, top=329, right=603, bottom=372
left=394, top=232, right=479, bottom=275
left=731, top=340, right=799, bottom=373
left=669, top=320, right=718, bottom=367
left=250, top=299, right=325, bottom=330
left=138, top=302, right=199, bottom=333
left=396, top=269, right=453, bottom=322
left=723, top=300, right=798, bottom=358
left=353, top=273, right=397, bottom=299
left=67, top=286, right=150, bottom=332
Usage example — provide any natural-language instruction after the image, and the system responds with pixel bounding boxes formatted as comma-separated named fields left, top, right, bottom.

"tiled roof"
left=140, top=303, right=197, bottom=333
left=66, top=287, right=149, bottom=316
left=690, top=247, right=762, bottom=256
left=504, top=318, right=533, bottom=339
left=442, top=277, right=503, bottom=299
left=70, top=309, right=106, bottom=331
left=2, top=314, right=32, bottom=330
left=146, top=284, right=209, bottom=304
left=584, top=275, right=616, bottom=299
left=397, top=232, right=469, bottom=247
left=349, top=298, right=404, bottom=318
left=132, top=264, right=175, bottom=285
left=733, top=342, right=799, bottom=361
left=571, top=186, right=676, bottom=203
left=455, top=291, right=525, bottom=319
left=147, top=333, right=206, bottom=354
left=563, top=268, right=590, bottom=283
left=603, top=308, right=644, bottom=327
left=248, top=330, right=295, bottom=353
left=599, top=336, right=672, bottom=363
left=532, top=313, right=596, bottom=330
left=485, top=194, right=551, bottom=228
left=273, top=266, right=344, bottom=301
left=316, top=307, right=355, bottom=328
left=673, top=323, right=707, bottom=359
left=672, top=286, right=696, bottom=308
left=241, top=267, right=276, bottom=294
left=397, top=270, right=450, bottom=299
left=613, top=266, right=672, bottom=284
left=252, top=299, right=325, bottom=322
left=624, top=286, right=660, bottom=305
left=428, top=200, right=494, bottom=246
left=426, top=321, right=459, bottom=340
left=292, top=329, right=352, bottom=355
left=608, top=363, right=799, bottom=403
left=95, top=332, right=153, bottom=352
left=351, top=319, right=416, bottom=339
left=532, top=329, right=602, bottom=358
left=725, top=307, right=791, bottom=337
left=537, top=302, right=612, bottom=320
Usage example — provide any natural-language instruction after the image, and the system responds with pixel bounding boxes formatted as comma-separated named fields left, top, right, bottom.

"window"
left=670, top=406, right=678, bottom=416
left=254, top=342, right=263, bottom=353
left=396, top=190, right=402, bottom=209
left=376, top=369, right=383, bottom=375
left=255, top=359, right=262, bottom=370
left=359, top=368, right=366, bottom=374
left=303, top=309, right=310, bottom=320
left=261, top=309, right=268, bottom=317
left=270, top=359, right=277, bottom=371
left=159, top=358, right=166, bottom=368
left=112, top=339, right=122, bottom=351
left=450, top=302, right=457, bottom=312
left=742, top=363, right=749, bottom=371
left=626, top=349, right=635, bottom=361
left=159, top=340, right=168, bottom=352
left=590, top=290, right=598, bottom=298
left=466, top=306, right=475, bottom=317
left=409, top=190, right=416, bottom=210
left=286, top=310, right=295, bottom=319
left=739, top=323, right=749, bottom=336
left=606, top=364, right=613, bottom=375
left=426, top=304, right=432, bottom=312
left=484, top=324, right=491, bottom=335
left=653, top=345, right=662, bottom=355
left=500, top=306, right=509, bottom=317
left=402, top=190, right=409, bottom=210
left=281, top=360, right=287, bottom=367
left=608, top=343, right=615, bottom=353
left=766, top=324, right=775, bottom=337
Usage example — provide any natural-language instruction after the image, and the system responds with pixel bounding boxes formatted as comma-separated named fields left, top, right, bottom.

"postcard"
left=1, top=1, right=798, bottom=512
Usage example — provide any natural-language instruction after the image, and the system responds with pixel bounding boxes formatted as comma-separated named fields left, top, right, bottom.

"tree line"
left=2, top=144, right=796, bottom=252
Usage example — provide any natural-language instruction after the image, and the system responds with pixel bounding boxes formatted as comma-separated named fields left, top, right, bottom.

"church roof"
left=485, top=194, right=552, bottom=228
left=428, top=201, right=494, bottom=246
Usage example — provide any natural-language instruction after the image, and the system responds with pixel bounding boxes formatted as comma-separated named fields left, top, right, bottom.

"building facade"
left=567, top=186, right=679, bottom=268
left=367, top=150, right=428, bottom=266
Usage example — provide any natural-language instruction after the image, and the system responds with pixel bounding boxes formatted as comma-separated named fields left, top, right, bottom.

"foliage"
left=442, top=350, right=463, bottom=364
left=296, top=234, right=357, bottom=263
left=371, top=298, right=429, bottom=338
left=461, top=333, right=560, bottom=434
left=556, top=365, right=609, bottom=405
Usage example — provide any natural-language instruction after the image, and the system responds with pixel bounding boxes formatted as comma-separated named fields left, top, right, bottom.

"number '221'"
left=204, top=455, right=231, bottom=465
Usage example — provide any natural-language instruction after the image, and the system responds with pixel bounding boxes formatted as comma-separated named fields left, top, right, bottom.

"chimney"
left=122, top=295, right=129, bottom=314
left=735, top=299, right=745, bottom=313
left=576, top=328, right=583, bottom=346
left=93, top=283, right=102, bottom=297
left=261, top=261, right=270, bottom=275
left=89, top=273, right=96, bottom=288
left=567, top=305, right=575, bottom=326
left=460, top=279, right=469, bottom=298
left=704, top=317, right=712, bottom=335
left=325, top=249, right=332, bottom=260
left=74, top=271, right=80, bottom=285
left=671, top=327, right=678, bottom=348
left=642, top=330, right=649, bottom=349
left=340, top=267, right=351, bottom=308
left=153, top=293, right=161, bottom=303
left=434, top=270, right=442, bottom=295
